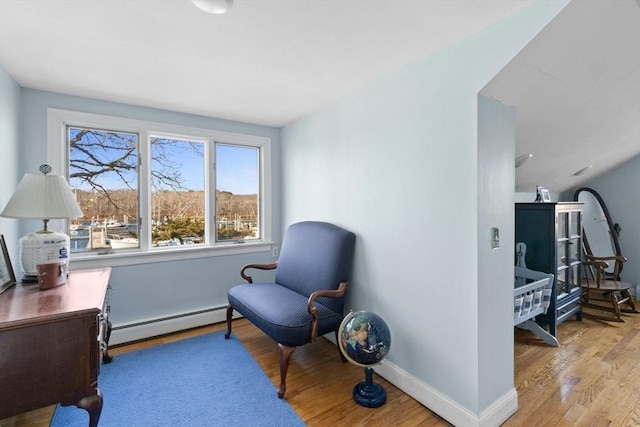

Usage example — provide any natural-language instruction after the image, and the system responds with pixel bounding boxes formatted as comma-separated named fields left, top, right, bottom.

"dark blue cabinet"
left=515, top=202, right=583, bottom=338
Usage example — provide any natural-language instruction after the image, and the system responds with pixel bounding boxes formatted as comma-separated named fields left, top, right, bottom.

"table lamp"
left=0, top=164, right=83, bottom=281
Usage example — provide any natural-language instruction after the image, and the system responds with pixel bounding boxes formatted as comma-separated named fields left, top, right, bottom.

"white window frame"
left=47, top=108, right=272, bottom=268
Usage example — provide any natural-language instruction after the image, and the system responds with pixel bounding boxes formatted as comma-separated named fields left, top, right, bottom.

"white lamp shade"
left=1, top=173, right=83, bottom=219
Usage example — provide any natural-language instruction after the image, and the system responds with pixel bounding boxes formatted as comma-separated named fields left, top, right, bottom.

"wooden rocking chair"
left=581, top=254, right=638, bottom=322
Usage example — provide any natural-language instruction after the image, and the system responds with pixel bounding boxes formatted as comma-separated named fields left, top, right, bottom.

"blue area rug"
left=51, top=331, right=305, bottom=427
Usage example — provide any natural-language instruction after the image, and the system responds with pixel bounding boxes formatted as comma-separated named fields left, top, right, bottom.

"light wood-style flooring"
left=2, top=310, right=640, bottom=426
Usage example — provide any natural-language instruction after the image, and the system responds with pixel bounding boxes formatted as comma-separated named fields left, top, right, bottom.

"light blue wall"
left=280, top=1, right=567, bottom=421
left=477, top=95, right=516, bottom=410
left=14, top=88, right=281, bottom=328
left=0, top=65, right=21, bottom=264
left=571, top=155, right=640, bottom=291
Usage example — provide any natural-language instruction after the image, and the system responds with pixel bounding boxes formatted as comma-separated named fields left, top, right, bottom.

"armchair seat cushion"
left=228, top=283, right=343, bottom=347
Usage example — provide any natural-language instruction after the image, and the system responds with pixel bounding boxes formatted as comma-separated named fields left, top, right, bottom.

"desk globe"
left=338, top=310, right=391, bottom=408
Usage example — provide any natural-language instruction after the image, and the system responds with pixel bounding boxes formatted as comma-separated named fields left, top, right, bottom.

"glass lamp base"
left=18, top=230, right=70, bottom=278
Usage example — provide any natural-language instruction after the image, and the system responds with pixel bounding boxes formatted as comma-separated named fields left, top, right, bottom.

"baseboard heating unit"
left=110, top=305, right=241, bottom=345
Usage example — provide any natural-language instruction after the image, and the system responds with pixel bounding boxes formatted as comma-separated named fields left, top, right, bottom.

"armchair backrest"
left=275, top=221, right=356, bottom=313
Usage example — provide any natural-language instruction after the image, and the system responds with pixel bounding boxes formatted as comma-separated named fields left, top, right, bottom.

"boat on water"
left=108, top=237, right=139, bottom=249
left=156, top=238, right=182, bottom=247
left=106, top=220, right=126, bottom=228
left=103, top=236, right=191, bottom=249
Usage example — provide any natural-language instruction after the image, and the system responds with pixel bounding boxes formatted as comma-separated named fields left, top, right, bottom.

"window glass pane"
left=556, top=267, right=568, bottom=296
left=557, top=212, right=567, bottom=238
left=570, top=211, right=580, bottom=236
left=557, top=240, right=567, bottom=267
left=570, top=264, right=580, bottom=290
left=150, top=136, right=205, bottom=247
left=215, top=144, right=259, bottom=241
left=68, top=126, right=139, bottom=253
left=569, top=238, right=580, bottom=266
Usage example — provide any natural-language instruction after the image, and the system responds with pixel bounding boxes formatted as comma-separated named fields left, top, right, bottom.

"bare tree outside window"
left=68, top=127, right=139, bottom=252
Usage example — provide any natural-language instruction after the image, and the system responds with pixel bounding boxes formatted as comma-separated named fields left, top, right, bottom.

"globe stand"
left=353, top=367, right=386, bottom=408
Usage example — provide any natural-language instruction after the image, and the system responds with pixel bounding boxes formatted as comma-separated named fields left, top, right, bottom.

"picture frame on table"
left=0, top=235, right=16, bottom=295
left=536, top=186, right=552, bottom=203
left=540, top=188, right=551, bottom=203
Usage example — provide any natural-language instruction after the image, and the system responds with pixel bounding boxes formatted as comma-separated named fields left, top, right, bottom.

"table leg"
left=103, top=320, right=113, bottom=363
left=77, top=389, right=103, bottom=427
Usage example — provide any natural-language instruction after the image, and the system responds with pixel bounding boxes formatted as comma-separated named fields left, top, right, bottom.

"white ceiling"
left=0, top=0, right=529, bottom=126
left=482, top=0, right=640, bottom=192
left=0, top=0, right=638, bottom=193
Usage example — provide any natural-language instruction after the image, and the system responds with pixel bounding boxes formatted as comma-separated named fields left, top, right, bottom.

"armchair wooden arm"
left=584, top=260, right=609, bottom=269
left=584, top=254, right=627, bottom=278
left=240, top=262, right=278, bottom=283
left=584, top=254, right=627, bottom=263
left=307, top=281, right=348, bottom=343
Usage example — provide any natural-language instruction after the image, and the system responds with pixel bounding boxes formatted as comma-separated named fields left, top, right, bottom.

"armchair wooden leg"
left=277, top=344, right=296, bottom=398
left=224, top=305, right=234, bottom=339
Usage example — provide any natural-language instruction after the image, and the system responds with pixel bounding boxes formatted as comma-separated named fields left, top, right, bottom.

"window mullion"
left=138, top=131, right=151, bottom=250
left=208, top=140, right=216, bottom=245
left=259, top=139, right=271, bottom=244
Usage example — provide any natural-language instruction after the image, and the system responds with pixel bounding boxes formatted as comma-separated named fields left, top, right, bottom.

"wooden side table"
left=0, top=267, right=112, bottom=427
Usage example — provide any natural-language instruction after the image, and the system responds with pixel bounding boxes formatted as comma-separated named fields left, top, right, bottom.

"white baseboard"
left=109, top=305, right=241, bottom=346
left=374, top=360, right=517, bottom=427
left=479, top=388, right=519, bottom=426
left=327, top=334, right=518, bottom=425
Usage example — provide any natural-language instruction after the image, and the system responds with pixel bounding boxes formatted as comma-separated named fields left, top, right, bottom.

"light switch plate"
left=492, top=227, right=500, bottom=249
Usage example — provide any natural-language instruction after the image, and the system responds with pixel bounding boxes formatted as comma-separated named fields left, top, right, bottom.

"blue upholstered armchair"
left=225, top=221, right=356, bottom=398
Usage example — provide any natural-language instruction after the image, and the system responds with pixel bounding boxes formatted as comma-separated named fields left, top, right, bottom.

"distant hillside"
left=74, top=189, right=257, bottom=223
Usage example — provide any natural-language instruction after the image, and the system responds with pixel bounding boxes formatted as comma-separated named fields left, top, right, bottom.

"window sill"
left=69, top=241, right=273, bottom=270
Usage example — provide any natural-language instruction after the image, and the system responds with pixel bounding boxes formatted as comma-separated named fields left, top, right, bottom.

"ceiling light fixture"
left=515, top=153, right=533, bottom=168
left=191, top=0, right=232, bottom=14
left=573, top=165, right=593, bottom=176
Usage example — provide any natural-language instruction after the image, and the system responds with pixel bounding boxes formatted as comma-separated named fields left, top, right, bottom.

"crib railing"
left=514, top=266, right=558, bottom=346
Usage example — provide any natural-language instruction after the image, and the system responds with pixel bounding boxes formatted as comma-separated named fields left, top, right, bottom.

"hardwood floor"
left=2, top=311, right=639, bottom=427
left=506, top=313, right=640, bottom=427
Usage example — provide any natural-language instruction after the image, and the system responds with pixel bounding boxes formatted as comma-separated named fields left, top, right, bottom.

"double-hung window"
left=47, top=109, right=271, bottom=263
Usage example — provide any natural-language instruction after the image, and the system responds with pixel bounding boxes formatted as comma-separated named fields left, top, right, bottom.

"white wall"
left=0, top=66, right=21, bottom=264
left=280, top=2, right=567, bottom=425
